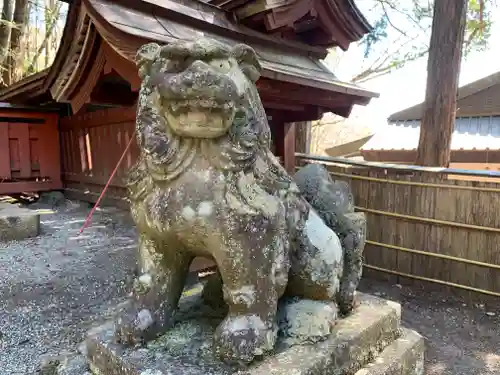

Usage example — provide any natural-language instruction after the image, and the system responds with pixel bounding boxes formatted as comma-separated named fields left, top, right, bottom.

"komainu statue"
left=116, top=38, right=366, bottom=366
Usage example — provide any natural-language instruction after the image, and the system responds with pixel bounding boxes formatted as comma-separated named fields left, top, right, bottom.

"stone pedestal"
left=85, top=293, right=424, bottom=375
left=0, top=203, right=41, bottom=242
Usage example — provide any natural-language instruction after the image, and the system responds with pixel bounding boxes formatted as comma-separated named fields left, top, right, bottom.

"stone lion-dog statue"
left=114, top=38, right=366, bottom=366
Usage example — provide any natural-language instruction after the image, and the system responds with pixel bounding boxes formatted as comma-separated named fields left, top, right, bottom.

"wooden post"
left=415, top=0, right=467, bottom=167
left=273, top=121, right=297, bottom=174
left=294, top=121, right=311, bottom=154
left=0, top=122, right=10, bottom=179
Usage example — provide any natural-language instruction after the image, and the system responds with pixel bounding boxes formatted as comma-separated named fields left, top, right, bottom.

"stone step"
left=86, top=293, right=403, bottom=375
left=354, top=328, right=425, bottom=375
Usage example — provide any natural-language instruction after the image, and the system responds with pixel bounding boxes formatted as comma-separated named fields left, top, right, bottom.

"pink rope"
left=79, top=130, right=136, bottom=233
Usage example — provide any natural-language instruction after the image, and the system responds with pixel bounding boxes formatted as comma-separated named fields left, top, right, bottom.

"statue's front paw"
left=114, top=308, right=156, bottom=346
left=213, top=315, right=277, bottom=366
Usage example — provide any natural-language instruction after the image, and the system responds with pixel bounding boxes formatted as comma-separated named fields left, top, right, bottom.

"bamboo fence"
left=296, top=153, right=500, bottom=298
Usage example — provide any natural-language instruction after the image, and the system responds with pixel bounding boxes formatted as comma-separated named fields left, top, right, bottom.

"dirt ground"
left=358, top=278, right=500, bottom=375
left=0, top=202, right=499, bottom=374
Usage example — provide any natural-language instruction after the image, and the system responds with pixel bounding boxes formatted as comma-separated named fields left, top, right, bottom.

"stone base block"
left=0, top=205, right=41, bottom=242
left=86, top=293, right=410, bottom=375
left=354, top=328, right=424, bottom=375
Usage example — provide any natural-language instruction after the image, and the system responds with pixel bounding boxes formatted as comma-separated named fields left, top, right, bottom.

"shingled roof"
left=389, top=71, right=500, bottom=121
left=361, top=72, right=500, bottom=163
left=0, top=0, right=378, bottom=114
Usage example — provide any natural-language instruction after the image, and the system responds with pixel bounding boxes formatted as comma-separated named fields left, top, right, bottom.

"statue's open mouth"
left=162, top=98, right=236, bottom=138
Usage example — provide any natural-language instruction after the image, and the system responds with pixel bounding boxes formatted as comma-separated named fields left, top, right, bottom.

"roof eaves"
left=388, top=70, right=500, bottom=122
left=0, top=69, right=49, bottom=102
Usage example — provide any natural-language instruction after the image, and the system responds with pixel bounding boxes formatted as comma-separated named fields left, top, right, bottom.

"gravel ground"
left=0, top=202, right=138, bottom=375
left=1, top=201, right=499, bottom=374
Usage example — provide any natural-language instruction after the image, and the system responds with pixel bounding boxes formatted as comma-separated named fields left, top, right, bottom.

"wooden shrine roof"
left=202, top=0, right=372, bottom=50
left=0, top=0, right=378, bottom=116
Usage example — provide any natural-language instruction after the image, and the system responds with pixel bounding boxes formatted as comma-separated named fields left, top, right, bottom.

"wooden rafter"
left=69, top=39, right=106, bottom=113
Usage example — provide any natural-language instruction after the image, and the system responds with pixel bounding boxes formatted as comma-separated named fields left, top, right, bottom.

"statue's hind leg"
left=337, top=212, right=366, bottom=315
left=286, top=209, right=344, bottom=302
left=115, top=234, right=192, bottom=345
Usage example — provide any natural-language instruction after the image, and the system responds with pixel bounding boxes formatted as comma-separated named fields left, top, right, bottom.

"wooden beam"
left=362, top=149, right=500, bottom=164
left=0, top=180, right=61, bottom=195
left=265, top=106, right=324, bottom=123
left=263, top=101, right=305, bottom=112
left=257, top=78, right=367, bottom=114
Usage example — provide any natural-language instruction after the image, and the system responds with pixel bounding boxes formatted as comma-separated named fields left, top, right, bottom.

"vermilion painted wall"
left=0, top=110, right=61, bottom=195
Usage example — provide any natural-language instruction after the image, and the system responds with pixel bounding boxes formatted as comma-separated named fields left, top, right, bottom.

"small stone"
left=77, top=341, right=87, bottom=357
left=57, top=355, right=89, bottom=375
left=38, top=355, right=61, bottom=375
left=394, top=284, right=402, bottom=289
left=486, top=312, right=496, bottom=317
left=37, top=191, right=67, bottom=209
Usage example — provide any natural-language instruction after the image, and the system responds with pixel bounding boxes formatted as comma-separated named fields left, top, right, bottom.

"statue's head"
left=136, top=39, right=262, bottom=139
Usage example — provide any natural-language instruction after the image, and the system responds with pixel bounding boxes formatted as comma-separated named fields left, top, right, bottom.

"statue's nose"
left=182, top=60, right=222, bottom=87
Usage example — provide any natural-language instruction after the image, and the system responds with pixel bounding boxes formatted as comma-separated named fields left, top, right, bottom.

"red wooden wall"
left=0, top=110, right=61, bottom=195
left=59, top=106, right=138, bottom=204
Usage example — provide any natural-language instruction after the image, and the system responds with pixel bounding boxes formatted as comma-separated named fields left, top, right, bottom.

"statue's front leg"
left=115, top=234, right=192, bottom=345
left=212, top=233, right=288, bottom=366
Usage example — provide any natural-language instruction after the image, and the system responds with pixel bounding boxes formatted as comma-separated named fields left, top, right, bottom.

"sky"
left=326, top=1, right=500, bottom=129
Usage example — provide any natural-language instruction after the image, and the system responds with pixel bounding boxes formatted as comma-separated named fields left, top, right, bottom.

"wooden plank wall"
left=302, top=161, right=500, bottom=298
left=59, top=106, right=138, bottom=204
left=0, top=112, right=61, bottom=194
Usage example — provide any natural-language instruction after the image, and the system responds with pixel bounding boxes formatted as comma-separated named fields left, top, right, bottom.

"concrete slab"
left=86, top=293, right=402, bottom=375
left=0, top=202, right=54, bottom=242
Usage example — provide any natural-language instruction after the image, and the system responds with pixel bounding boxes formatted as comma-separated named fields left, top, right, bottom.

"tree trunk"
left=44, top=0, right=56, bottom=67
left=0, top=0, right=14, bottom=64
left=2, top=0, right=29, bottom=86
left=27, top=1, right=61, bottom=74
left=415, top=0, right=467, bottom=167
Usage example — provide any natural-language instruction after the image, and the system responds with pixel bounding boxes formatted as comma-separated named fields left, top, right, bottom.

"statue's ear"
left=136, top=43, right=161, bottom=79
left=231, top=44, right=261, bottom=83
